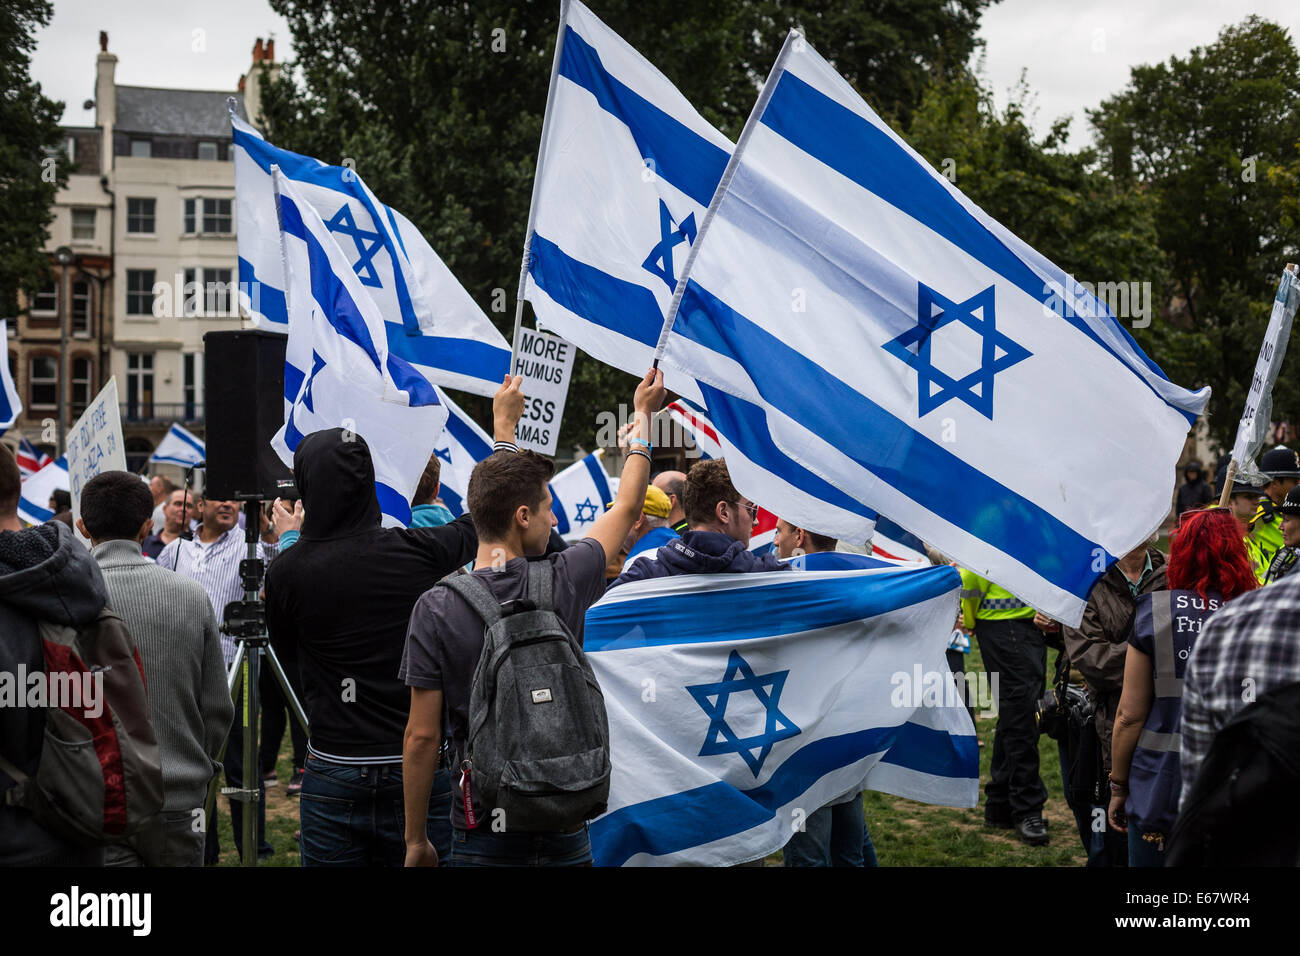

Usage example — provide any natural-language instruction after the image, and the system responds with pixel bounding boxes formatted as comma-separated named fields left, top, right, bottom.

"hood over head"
left=0, top=521, right=108, bottom=626
left=294, top=428, right=382, bottom=539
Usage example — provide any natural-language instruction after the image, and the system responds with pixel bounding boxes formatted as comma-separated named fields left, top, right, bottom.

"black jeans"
left=975, top=617, right=1047, bottom=820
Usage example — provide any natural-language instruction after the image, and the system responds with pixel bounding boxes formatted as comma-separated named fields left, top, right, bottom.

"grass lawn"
left=213, top=639, right=1086, bottom=867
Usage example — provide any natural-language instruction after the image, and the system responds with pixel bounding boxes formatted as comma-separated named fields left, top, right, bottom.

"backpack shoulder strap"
left=440, top=572, right=505, bottom=628
left=525, top=559, right=556, bottom=612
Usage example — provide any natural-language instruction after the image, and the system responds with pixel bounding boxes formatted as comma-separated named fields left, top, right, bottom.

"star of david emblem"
left=324, top=204, right=385, bottom=289
left=300, top=351, right=327, bottom=413
left=573, top=497, right=599, bottom=524
left=434, top=446, right=452, bottom=465
left=686, top=650, right=800, bottom=777
left=882, top=283, right=1031, bottom=420
left=642, top=199, right=697, bottom=292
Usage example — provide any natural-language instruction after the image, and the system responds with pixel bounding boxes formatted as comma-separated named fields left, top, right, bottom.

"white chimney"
left=95, top=31, right=117, bottom=176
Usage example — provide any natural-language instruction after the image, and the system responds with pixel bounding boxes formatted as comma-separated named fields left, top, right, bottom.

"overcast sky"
left=32, top=0, right=1298, bottom=149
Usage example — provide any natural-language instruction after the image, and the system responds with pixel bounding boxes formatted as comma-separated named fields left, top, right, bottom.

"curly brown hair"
left=683, top=458, right=740, bottom=527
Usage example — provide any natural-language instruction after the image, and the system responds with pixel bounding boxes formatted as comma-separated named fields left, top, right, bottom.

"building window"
left=126, top=198, right=156, bottom=234
left=126, top=269, right=156, bottom=316
left=71, top=280, right=92, bottom=335
left=71, top=208, right=95, bottom=241
left=183, top=197, right=233, bottom=234
left=32, top=280, right=57, bottom=315
left=197, top=141, right=218, bottom=161
left=183, top=351, right=203, bottom=421
left=71, top=357, right=93, bottom=416
left=29, top=356, right=57, bottom=409
left=130, top=139, right=151, bottom=158
left=125, top=353, right=154, bottom=420
left=182, top=266, right=234, bottom=317
left=65, top=136, right=76, bottom=164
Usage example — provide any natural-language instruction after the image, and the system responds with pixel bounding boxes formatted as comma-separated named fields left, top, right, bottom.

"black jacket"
left=265, top=428, right=477, bottom=761
left=609, top=530, right=786, bottom=589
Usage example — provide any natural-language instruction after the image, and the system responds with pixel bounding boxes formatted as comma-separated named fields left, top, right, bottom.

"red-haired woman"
left=1108, top=508, right=1258, bottom=865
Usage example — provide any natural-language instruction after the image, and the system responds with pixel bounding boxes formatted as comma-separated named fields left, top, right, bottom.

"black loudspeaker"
left=203, top=330, right=296, bottom=500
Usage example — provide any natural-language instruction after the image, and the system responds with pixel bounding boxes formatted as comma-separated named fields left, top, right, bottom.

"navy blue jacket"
left=608, top=530, right=786, bottom=589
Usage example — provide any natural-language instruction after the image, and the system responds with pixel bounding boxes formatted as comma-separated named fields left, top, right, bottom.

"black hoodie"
left=264, top=428, right=477, bottom=761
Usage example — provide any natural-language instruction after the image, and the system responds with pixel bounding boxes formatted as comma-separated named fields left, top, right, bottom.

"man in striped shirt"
left=158, top=497, right=282, bottom=862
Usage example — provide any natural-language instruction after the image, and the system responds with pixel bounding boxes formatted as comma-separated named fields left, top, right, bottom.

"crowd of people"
left=2, top=371, right=1297, bottom=867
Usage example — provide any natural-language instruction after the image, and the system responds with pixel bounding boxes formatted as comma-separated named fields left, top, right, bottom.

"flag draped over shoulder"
left=584, top=563, right=977, bottom=866
left=519, top=2, right=874, bottom=544
left=268, top=169, right=448, bottom=528
left=661, top=34, right=1210, bottom=626
left=18, top=456, right=68, bottom=526
left=548, top=450, right=614, bottom=541
left=231, top=108, right=510, bottom=397
left=430, top=387, right=494, bottom=518
left=148, top=423, right=206, bottom=468
left=0, top=321, right=20, bottom=435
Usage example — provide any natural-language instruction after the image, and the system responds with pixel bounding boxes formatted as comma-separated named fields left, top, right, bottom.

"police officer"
left=1263, top=485, right=1300, bottom=585
left=959, top=570, right=1048, bottom=845
left=1248, top=447, right=1300, bottom=580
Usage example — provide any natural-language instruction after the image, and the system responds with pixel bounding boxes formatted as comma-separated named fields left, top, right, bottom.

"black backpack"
left=1165, top=679, right=1300, bottom=866
left=439, top=561, right=610, bottom=833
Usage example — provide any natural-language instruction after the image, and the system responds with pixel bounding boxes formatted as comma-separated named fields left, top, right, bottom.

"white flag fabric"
left=0, top=321, right=20, bottom=435
left=231, top=108, right=510, bottom=398
left=430, top=387, right=494, bottom=518
left=549, top=450, right=613, bottom=541
left=148, top=422, right=206, bottom=468
left=268, top=169, right=448, bottom=528
left=18, top=456, right=68, bottom=526
left=584, top=563, right=977, bottom=866
left=661, top=35, right=1210, bottom=625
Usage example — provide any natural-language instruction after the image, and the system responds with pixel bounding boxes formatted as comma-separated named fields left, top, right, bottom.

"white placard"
left=67, top=377, right=127, bottom=546
left=1232, top=266, right=1300, bottom=479
left=512, top=326, right=576, bottom=456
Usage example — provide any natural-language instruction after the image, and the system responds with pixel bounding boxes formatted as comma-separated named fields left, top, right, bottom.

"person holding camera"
left=1107, top=508, right=1255, bottom=865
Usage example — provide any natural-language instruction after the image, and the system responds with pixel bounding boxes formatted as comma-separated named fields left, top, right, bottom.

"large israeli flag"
left=231, top=107, right=510, bottom=397
left=431, top=387, right=494, bottom=518
left=549, top=449, right=613, bottom=541
left=148, top=422, right=206, bottom=468
left=585, top=563, right=977, bottom=866
left=18, top=456, right=68, bottom=526
left=520, top=2, right=876, bottom=544
left=661, top=34, right=1210, bottom=626
left=268, top=169, right=448, bottom=528
left=0, top=320, right=20, bottom=435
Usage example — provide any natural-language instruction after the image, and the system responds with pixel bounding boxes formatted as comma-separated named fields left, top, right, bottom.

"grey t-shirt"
left=399, top=537, right=607, bottom=829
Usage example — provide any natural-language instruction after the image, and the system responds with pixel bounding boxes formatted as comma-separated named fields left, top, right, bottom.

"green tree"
left=259, top=0, right=994, bottom=450
left=1089, top=16, right=1300, bottom=449
left=0, top=0, right=67, bottom=318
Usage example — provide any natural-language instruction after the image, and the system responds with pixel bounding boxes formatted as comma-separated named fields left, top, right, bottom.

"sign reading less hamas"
left=512, top=327, right=576, bottom=456
left=68, top=377, right=127, bottom=547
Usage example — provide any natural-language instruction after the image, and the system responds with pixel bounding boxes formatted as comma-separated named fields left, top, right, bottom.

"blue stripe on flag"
left=172, top=426, right=206, bottom=458
left=375, top=481, right=412, bottom=526
left=384, top=325, right=510, bottom=385
left=559, top=26, right=728, bottom=208
left=284, top=360, right=305, bottom=404
left=674, top=280, right=1110, bottom=600
left=699, top=384, right=878, bottom=523
left=384, top=353, right=441, bottom=407
left=590, top=722, right=976, bottom=866
left=444, top=407, right=494, bottom=462
left=239, top=257, right=288, bottom=327
left=583, top=453, right=613, bottom=506
left=586, top=565, right=960, bottom=652
left=550, top=483, right=570, bottom=535
left=527, top=233, right=662, bottom=347
left=440, top=485, right=464, bottom=517
left=760, top=71, right=1188, bottom=421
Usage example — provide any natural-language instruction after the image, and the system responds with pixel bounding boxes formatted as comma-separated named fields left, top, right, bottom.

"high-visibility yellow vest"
left=1249, top=496, right=1285, bottom=582
left=959, top=569, right=1035, bottom=627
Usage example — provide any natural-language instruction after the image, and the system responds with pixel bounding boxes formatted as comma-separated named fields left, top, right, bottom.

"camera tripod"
left=203, top=499, right=309, bottom=867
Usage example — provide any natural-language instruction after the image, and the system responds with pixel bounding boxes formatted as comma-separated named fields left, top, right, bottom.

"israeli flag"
left=430, top=387, right=494, bottom=518
left=661, top=34, right=1210, bottom=626
left=268, top=168, right=448, bottom=528
left=231, top=107, right=510, bottom=398
left=0, top=321, right=18, bottom=435
left=549, top=449, right=613, bottom=541
left=148, top=423, right=206, bottom=468
left=585, top=563, right=977, bottom=866
left=18, top=455, right=69, bottom=526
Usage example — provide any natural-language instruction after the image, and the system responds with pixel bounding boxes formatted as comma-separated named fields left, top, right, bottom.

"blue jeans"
left=783, top=794, right=877, bottom=867
left=299, top=756, right=451, bottom=866
left=1128, top=825, right=1167, bottom=867
left=449, top=825, right=592, bottom=867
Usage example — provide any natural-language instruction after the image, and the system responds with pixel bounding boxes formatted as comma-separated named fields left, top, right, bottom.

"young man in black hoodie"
left=609, top=457, right=785, bottom=588
left=264, top=379, right=525, bottom=867
left=0, top=447, right=108, bottom=866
